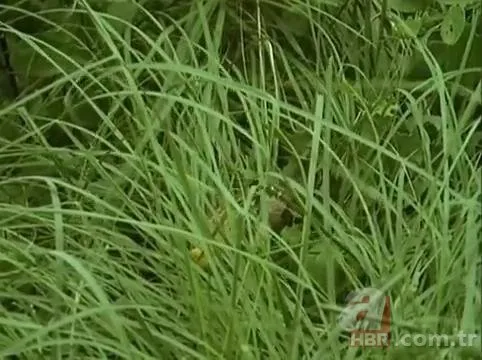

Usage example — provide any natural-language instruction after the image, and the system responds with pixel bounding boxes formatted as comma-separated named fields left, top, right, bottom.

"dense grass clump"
left=0, top=0, right=480, bottom=359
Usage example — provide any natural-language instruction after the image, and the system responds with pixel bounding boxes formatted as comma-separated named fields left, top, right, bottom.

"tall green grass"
left=0, top=1, right=480, bottom=359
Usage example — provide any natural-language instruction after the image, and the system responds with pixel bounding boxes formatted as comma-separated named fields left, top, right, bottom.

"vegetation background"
left=0, top=0, right=481, bottom=359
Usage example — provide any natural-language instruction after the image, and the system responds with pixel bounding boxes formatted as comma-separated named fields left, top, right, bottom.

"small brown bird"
left=267, top=197, right=296, bottom=234
left=190, top=188, right=300, bottom=270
